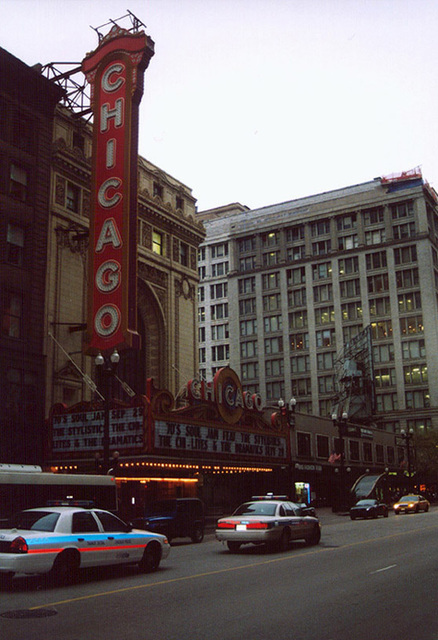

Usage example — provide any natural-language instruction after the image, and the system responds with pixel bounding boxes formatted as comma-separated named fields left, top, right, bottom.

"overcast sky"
left=2, top=0, right=438, bottom=211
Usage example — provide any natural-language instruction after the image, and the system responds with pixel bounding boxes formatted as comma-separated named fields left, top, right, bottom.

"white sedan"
left=216, top=497, right=321, bottom=552
left=0, top=506, right=170, bottom=585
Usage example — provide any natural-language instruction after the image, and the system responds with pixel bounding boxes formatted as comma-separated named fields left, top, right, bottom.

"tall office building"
left=197, top=171, right=438, bottom=434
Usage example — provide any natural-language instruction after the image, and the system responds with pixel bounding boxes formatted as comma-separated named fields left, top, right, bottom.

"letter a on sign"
left=82, top=24, right=154, bottom=355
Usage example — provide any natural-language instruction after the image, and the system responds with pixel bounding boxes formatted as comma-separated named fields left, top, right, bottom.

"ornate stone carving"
left=55, top=174, right=65, bottom=206
left=175, top=277, right=194, bottom=301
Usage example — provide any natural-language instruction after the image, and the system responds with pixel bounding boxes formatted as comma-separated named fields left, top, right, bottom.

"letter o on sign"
left=94, top=304, right=120, bottom=337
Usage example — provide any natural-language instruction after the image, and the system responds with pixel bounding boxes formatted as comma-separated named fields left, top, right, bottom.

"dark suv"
left=132, top=498, right=205, bottom=543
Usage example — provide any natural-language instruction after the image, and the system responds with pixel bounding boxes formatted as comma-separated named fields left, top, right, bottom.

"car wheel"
left=305, top=525, right=321, bottom=546
left=139, top=542, right=161, bottom=573
left=350, top=514, right=356, bottom=520
left=424, top=505, right=429, bottom=512
left=415, top=506, right=419, bottom=513
left=372, top=510, right=378, bottom=519
left=227, top=541, right=241, bottom=553
left=384, top=510, right=388, bottom=517
left=191, top=524, right=204, bottom=544
left=49, top=550, right=80, bottom=585
left=278, top=528, right=291, bottom=552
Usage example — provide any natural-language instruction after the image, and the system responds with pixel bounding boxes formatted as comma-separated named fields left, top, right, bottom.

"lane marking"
left=29, top=524, right=437, bottom=611
left=370, top=564, right=397, bottom=574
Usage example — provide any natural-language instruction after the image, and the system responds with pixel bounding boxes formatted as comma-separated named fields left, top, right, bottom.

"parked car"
left=393, top=495, right=430, bottom=515
left=295, top=502, right=317, bottom=517
left=0, top=506, right=170, bottom=587
left=350, top=499, right=389, bottom=520
left=216, top=495, right=321, bottom=553
left=132, top=497, right=205, bottom=543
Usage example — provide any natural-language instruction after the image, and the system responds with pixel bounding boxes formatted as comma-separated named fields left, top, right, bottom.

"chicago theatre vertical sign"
left=82, top=26, right=154, bottom=355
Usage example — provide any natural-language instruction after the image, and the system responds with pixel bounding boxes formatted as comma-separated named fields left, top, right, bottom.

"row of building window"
left=294, top=432, right=400, bottom=466
left=200, top=226, right=418, bottom=278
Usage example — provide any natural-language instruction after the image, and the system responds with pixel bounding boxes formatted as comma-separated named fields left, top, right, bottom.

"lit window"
left=152, top=231, right=163, bottom=255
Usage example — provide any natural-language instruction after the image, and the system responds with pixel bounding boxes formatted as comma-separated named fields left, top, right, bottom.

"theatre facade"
left=47, top=366, right=401, bottom=518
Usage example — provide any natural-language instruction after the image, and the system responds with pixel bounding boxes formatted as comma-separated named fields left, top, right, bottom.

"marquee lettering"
left=106, top=138, right=116, bottom=169
left=100, top=98, right=124, bottom=132
left=94, top=304, right=121, bottom=337
left=82, top=28, right=154, bottom=353
left=95, top=218, right=122, bottom=252
left=98, top=178, right=123, bottom=209
left=95, top=260, right=121, bottom=293
left=186, top=368, right=263, bottom=424
left=101, top=62, right=125, bottom=93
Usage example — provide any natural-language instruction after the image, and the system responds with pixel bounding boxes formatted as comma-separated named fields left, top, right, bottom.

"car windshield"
left=233, top=502, right=277, bottom=517
left=9, top=511, right=60, bottom=532
left=356, top=500, right=375, bottom=506
left=145, top=500, right=177, bottom=516
left=399, top=496, right=418, bottom=502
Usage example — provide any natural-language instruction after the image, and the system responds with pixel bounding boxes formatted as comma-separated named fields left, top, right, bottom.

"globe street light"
left=95, top=349, right=120, bottom=473
left=278, top=397, right=297, bottom=429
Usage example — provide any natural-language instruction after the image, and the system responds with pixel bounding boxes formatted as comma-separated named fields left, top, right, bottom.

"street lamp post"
left=400, top=427, right=415, bottom=492
left=95, top=349, right=120, bottom=474
left=278, top=397, right=297, bottom=429
left=277, top=397, right=296, bottom=498
left=331, top=410, right=349, bottom=511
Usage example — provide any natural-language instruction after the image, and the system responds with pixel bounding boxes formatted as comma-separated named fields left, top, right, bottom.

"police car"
left=0, top=505, right=170, bottom=585
left=216, top=494, right=321, bottom=553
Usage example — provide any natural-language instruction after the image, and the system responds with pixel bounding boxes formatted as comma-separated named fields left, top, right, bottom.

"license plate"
left=236, top=524, right=247, bottom=531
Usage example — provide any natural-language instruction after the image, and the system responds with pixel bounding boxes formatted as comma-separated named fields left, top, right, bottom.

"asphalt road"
left=1, top=507, right=437, bottom=640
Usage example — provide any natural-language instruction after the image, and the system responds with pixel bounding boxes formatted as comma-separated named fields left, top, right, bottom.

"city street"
left=1, top=507, right=437, bottom=640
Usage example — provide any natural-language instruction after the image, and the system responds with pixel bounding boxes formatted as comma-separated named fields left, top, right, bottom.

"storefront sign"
left=295, top=463, right=323, bottom=473
left=51, top=406, right=144, bottom=452
left=154, top=421, right=287, bottom=460
left=82, top=27, right=154, bottom=354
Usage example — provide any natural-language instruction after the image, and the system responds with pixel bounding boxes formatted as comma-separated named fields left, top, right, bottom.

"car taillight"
left=217, top=520, right=239, bottom=529
left=246, top=522, right=269, bottom=529
left=10, top=536, right=28, bottom=554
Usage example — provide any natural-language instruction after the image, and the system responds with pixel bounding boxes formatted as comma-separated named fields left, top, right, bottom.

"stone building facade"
left=46, top=105, right=205, bottom=418
left=197, top=173, right=438, bottom=437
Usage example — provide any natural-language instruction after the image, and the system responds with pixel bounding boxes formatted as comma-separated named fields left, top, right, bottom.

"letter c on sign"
left=98, top=178, right=122, bottom=209
left=94, top=304, right=120, bottom=337
left=101, top=63, right=125, bottom=93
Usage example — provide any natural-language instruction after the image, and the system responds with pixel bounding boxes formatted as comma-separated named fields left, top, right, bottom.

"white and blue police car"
left=0, top=505, right=170, bottom=585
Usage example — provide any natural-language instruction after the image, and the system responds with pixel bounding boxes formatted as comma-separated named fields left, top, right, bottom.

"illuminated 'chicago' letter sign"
left=82, top=26, right=154, bottom=354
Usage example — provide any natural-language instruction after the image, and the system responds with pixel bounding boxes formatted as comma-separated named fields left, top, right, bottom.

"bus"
left=0, top=464, right=118, bottom=525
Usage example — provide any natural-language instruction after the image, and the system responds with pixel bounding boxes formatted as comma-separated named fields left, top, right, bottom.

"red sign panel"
left=82, top=27, right=154, bottom=354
